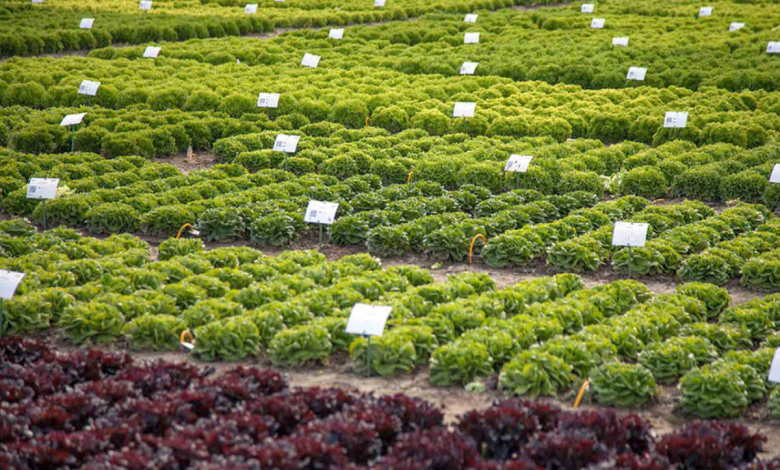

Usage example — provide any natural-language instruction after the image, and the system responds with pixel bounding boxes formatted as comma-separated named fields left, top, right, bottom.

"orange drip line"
left=469, top=234, right=487, bottom=264
left=176, top=223, right=194, bottom=239
left=573, top=379, right=590, bottom=408
left=365, top=115, right=371, bottom=127
left=407, top=171, right=413, bottom=184
left=180, top=329, right=194, bottom=344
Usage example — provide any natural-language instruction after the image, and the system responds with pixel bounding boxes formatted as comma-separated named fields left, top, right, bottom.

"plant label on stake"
left=581, top=3, right=594, bottom=13
left=0, top=270, right=24, bottom=300
left=664, top=111, right=688, bottom=128
left=460, top=62, right=478, bottom=75
left=729, top=22, right=745, bottom=32
left=346, top=303, right=392, bottom=377
left=767, top=42, right=780, bottom=54
left=613, top=37, right=629, bottom=46
left=699, top=6, right=712, bottom=17
left=78, top=80, right=100, bottom=96
left=591, top=18, right=605, bottom=29
left=612, top=222, right=649, bottom=278
left=26, top=178, right=59, bottom=200
left=273, top=134, right=300, bottom=154
left=257, top=93, right=280, bottom=108
left=505, top=155, right=533, bottom=173
left=143, top=46, right=161, bottom=58
left=61, top=113, right=86, bottom=127
left=305, top=200, right=339, bottom=248
left=139, top=0, right=152, bottom=10
left=244, top=3, right=257, bottom=14
left=374, top=0, right=385, bottom=7
left=80, top=18, right=94, bottom=29
left=464, top=14, right=478, bottom=23
left=301, top=53, right=321, bottom=68
left=626, top=67, right=647, bottom=81
left=329, top=28, right=344, bottom=40
left=769, top=164, right=780, bottom=184
left=464, top=32, right=480, bottom=44
left=453, top=102, right=476, bottom=118
left=768, top=348, right=780, bottom=384
left=31, top=0, right=43, bottom=4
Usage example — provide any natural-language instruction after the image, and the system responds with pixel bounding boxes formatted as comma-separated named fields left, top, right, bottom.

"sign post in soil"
left=505, top=155, right=533, bottom=188
left=26, top=178, right=59, bottom=230
left=346, top=303, right=392, bottom=377
left=60, top=113, right=86, bottom=152
left=304, top=200, right=339, bottom=248
left=612, top=222, right=649, bottom=278
left=0, top=270, right=25, bottom=337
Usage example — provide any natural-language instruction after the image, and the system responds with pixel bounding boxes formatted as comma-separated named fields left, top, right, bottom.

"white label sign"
left=78, top=80, right=100, bottom=96
left=591, top=18, right=605, bottom=29
left=31, top=0, right=43, bottom=4
left=460, top=62, right=478, bottom=75
left=767, top=42, right=780, bottom=54
left=346, top=303, right=392, bottom=337
left=0, top=270, right=25, bottom=300
left=26, top=178, right=59, bottom=200
left=301, top=53, right=321, bottom=68
left=626, top=66, right=647, bottom=81
left=464, top=14, right=478, bottom=23
left=663, top=111, right=688, bottom=128
left=453, top=102, right=476, bottom=118
left=244, top=3, right=257, bottom=13
left=729, top=22, right=745, bottom=32
left=612, top=222, right=649, bottom=248
left=464, top=32, right=480, bottom=44
left=613, top=37, right=629, bottom=47
left=769, top=164, right=780, bottom=183
left=257, top=93, right=280, bottom=108
left=329, top=28, right=344, bottom=40
left=273, top=134, right=300, bottom=153
left=60, top=113, right=86, bottom=127
left=768, top=348, right=780, bottom=383
left=581, top=3, right=594, bottom=13
left=374, top=0, right=385, bottom=6
left=80, top=18, right=94, bottom=29
left=139, top=0, right=152, bottom=9
left=304, top=200, right=339, bottom=225
left=143, top=46, right=161, bottom=58
left=699, top=7, right=712, bottom=17
left=505, top=155, right=533, bottom=173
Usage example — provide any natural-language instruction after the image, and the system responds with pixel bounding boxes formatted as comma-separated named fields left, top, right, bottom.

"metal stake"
left=70, top=126, right=75, bottom=152
left=41, top=200, right=47, bottom=231
left=627, top=246, right=632, bottom=279
left=318, top=224, right=323, bottom=249
left=366, top=335, right=371, bottom=377
left=0, top=298, right=4, bottom=338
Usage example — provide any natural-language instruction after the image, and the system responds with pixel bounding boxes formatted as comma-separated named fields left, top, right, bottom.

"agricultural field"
left=2, top=0, right=780, bottom=467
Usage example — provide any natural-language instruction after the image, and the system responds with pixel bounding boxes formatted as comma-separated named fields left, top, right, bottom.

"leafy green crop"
left=430, top=340, right=493, bottom=387
left=591, top=362, right=658, bottom=407
left=269, top=324, right=332, bottom=366
left=122, top=314, right=186, bottom=351
left=349, top=332, right=417, bottom=376
left=60, top=302, right=125, bottom=345
left=498, top=350, right=573, bottom=398
left=193, top=316, right=261, bottom=361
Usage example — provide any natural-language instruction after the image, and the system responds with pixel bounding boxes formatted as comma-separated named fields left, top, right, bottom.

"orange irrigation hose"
left=176, top=223, right=194, bottom=239
left=573, top=380, right=590, bottom=408
left=180, top=329, right=194, bottom=345
left=365, top=116, right=371, bottom=127
left=469, top=234, right=487, bottom=264
left=407, top=171, right=413, bottom=184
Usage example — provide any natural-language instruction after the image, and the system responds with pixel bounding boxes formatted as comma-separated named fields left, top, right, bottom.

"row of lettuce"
left=0, top=219, right=779, bottom=418
left=0, top=0, right=544, bottom=56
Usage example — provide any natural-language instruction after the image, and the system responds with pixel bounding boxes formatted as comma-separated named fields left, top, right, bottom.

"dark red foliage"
left=655, top=422, right=766, bottom=470
left=283, top=433, right=350, bottom=469
left=382, top=428, right=479, bottom=470
left=80, top=448, right=159, bottom=470
left=739, top=459, right=780, bottom=470
left=292, top=386, right=363, bottom=418
left=1, top=363, right=72, bottom=398
left=523, top=430, right=610, bottom=470
left=457, top=401, right=540, bottom=460
left=298, top=418, right=382, bottom=465
left=79, top=379, right=139, bottom=403
left=557, top=409, right=633, bottom=453
left=247, top=393, right=316, bottom=436
left=223, top=441, right=298, bottom=468
left=340, top=407, right=404, bottom=452
left=46, top=349, right=132, bottom=383
left=214, top=366, right=288, bottom=396
left=511, top=399, right=562, bottom=432
left=117, top=398, right=177, bottom=436
left=114, top=361, right=205, bottom=397
left=0, top=406, right=30, bottom=443
left=0, top=377, right=34, bottom=403
left=171, top=420, right=257, bottom=454
left=620, top=414, right=655, bottom=455
left=606, top=453, right=672, bottom=470
left=377, top=394, right=444, bottom=432
left=220, top=411, right=278, bottom=441
left=0, top=336, right=50, bottom=365
left=470, top=457, right=542, bottom=470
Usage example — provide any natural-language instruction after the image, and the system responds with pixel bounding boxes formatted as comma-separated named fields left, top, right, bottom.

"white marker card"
left=460, top=61, right=478, bottom=75
left=581, top=3, right=594, bottom=13
left=275, top=0, right=284, bottom=2
left=374, top=0, right=385, bottom=6
left=60, top=113, right=87, bottom=127
left=611, top=222, right=649, bottom=248
left=143, top=46, right=161, bottom=58
left=729, top=22, right=745, bottom=32
left=613, top=37, right=629, bottom=47
left=626, top=66, right=647, bottom=81
left=464, top=32, right=480, bottom=44
left=304, top=200, right=339, bottom=225
left=453, top=102, right=476, bottom=118
left=244, top=3, right=257, bottom=13
left=591, top=18, right=605, bottom=29
left=78, top=80, right=100, bottom=96
left=770, top=164, right=780, bottom=184
left=345, top=303, right=392, bottom=336
left=273, top=134, right=300, bottom=153
left=79, top=18, right=94, bottom=29
left=301, top=53, right=321, bottom=68
left=0, top=270, right=25, bottom=300
left=26, top=178, right=59, bottom=200
left=31, top=0, right=43, bottom=4
left=699, top=6, right=712, bottom=17
left=257, top=92, right=280, bottom=108
left=505, top=155, right=533, bottom=173
left=768, top=348, right=780, bottom=384
left=767, top=42, right=780, bottom=54
left=139, top=0, right=152, bottom=9
left=329, top=28, right=344, bottom=40
left=663, top=111, right=688, bottom=128
left=464, top=14, right=478, bottom=23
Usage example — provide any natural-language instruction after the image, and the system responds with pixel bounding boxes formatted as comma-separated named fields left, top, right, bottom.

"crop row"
left=0, top=336, right=773, bottom=470
left=2, top=219, right=780, bottom=417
